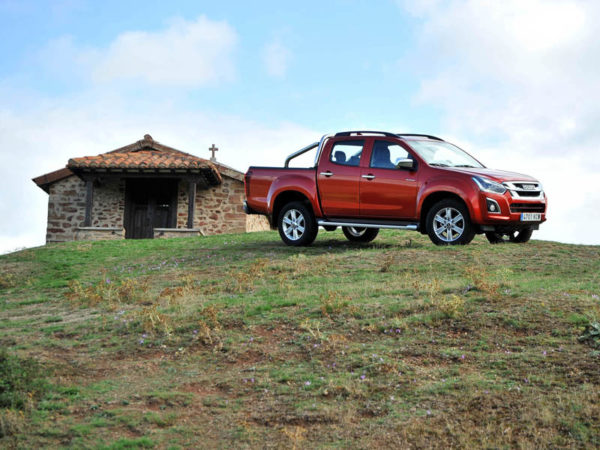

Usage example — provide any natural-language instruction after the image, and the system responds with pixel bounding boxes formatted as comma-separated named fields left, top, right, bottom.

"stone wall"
left=46, top=173, right=269, bottom=243
left=246, top=214, right=271, bottom=232
left=92, top=179, right=124, bottom=228
left=46, top=176, right=87, bottom=242
left=46, top=175, right=125, bottom=242
left=177, top=175, right=251, bottom=235
left=74, top=227, right=124, bottom=241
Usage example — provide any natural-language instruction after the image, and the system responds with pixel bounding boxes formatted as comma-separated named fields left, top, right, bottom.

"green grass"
left=0, top=229, right=599, bottom=447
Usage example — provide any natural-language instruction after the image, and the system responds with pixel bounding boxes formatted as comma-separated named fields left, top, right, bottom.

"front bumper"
left=475, top=191, right=547, bottom=232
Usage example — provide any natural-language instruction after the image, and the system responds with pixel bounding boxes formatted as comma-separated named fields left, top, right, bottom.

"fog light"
left=486, top=198, right=501, bottom=214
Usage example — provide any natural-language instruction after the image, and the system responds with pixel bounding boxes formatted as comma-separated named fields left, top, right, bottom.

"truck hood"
left=440, top=167, right=539, bottom=183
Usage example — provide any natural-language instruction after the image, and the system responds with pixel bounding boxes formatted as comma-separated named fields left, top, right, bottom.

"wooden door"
left=125, top=179, right=178, bottom=239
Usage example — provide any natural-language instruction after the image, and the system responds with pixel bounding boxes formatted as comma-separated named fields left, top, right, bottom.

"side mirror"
left=397, top=159, right=417, bottom=171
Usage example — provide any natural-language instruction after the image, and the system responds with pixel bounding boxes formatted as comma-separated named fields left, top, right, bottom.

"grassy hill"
left=1, top=230, right=599, bottom=448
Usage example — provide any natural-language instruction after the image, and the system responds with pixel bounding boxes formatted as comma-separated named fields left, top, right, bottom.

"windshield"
left=407, top=140, right=484, bottom=168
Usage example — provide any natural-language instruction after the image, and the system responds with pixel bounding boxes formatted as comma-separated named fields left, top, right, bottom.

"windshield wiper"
left=454, top=164, right=477, bottom=168
left=429, top=163, right=449, bottom=167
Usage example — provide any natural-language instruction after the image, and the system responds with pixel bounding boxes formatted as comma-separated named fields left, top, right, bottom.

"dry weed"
left=282, top=425, right=307, bottom=450
left=0, top=409, right=25, bottom=437
left=464, top=265, right=500, bottom=297
left=379, top=253, right=396, bottom=273
left=299, top=318, right=324, bottom=341
left=434, top=294, right=466, bottom=319
left=0, top=272, right=16, bottom=289
left=195, top=305, right=223, bottom=347
left=132, top=305, right=172, bottom=335
left=320, top=290, right=356, bottom=319
left=66, top=276, right=149, bottom=307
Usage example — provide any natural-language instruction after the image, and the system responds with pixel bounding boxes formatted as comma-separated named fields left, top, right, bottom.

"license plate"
left=521, top=213, right=541, bottom=221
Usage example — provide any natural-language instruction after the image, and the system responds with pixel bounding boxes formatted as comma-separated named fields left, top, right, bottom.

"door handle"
left=320, top=171, right=334, bottom=177
left=362, top=174, right=375, bottom=180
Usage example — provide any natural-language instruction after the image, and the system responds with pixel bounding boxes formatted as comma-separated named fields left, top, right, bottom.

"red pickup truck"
left=244, top=131, right=547, bottom=246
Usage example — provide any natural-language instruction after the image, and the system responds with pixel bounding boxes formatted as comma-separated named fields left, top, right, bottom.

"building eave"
left=32, top=167, right=74, bottom=193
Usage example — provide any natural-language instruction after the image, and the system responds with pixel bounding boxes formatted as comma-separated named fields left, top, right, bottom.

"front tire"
left=342, top=226, right=379, bottom=243
left=277, top=202, right=318, bottom=246
left=426, top=199, right=475, bottom=246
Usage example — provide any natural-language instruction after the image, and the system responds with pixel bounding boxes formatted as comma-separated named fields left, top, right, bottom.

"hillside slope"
left=1, top=230, right=599, bottom=448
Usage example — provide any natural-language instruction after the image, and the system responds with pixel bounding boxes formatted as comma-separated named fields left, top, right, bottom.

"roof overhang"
left=32, top=167, right=74, bottom=193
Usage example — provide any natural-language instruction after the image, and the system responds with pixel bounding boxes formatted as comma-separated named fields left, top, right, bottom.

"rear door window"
left=330, top=140, right=364, bottom=167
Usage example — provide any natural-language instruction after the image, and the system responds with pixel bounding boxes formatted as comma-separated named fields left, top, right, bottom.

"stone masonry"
left=176, top=176, right=247, bottom=234
left=46, top=176, right=87, bottom=242
left=44, top=173, right=268, bottom=242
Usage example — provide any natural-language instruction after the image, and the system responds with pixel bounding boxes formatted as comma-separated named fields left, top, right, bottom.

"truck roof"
left=333, top=131, right=444, bottom=141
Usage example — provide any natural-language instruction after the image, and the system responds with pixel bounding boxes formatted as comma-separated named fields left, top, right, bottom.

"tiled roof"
left=67, top=149, right=215, bottom=170
left=67, top=134, right=218, bottom=172
left=33, top=134, right=240, bottom=191
left=32, top=168, right=74, bottom=193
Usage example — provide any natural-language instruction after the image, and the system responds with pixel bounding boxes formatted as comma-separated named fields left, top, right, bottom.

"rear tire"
left=426, top=199, right=475, bottom=246
left=485, top=227, right=533, bottom=244
left=509, top=228, right=533, bottom=243
left=342, top=226, right=379, bottom=243
left=485, top=232, right=505, bottom=244
left=277, top=202, right=318, bottom=246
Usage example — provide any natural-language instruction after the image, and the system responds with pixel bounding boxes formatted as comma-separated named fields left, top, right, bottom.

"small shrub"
left=0, top=272, right=16, bottom=289
left=426, top=278, right=442, bottom=301
left=434, top=294, right=466, bottom=319
left=319, top=290, right=356, bottom=319
left=195, top=305, right=222, bottom=347
left=133, top=306, right=172, bottom=335
left=0, top=408, right=26, bottom=438
left=299, top=318, right=324, bottom=340
left=159, top=275, right=196, bottom=306
left=282, top=425, right=307, bottom=450
left=0, top=349, right=49, bottom=411
left=578, top=321, right=600, bottom=348
left=379, top=253, right=396, bottom=273
left=464, top=265, right=499, bottom=297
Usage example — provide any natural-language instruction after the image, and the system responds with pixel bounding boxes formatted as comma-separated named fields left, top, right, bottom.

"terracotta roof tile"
left=34, top=135, right=239, bottom=191
left=67, top=150, right=214, bottom=170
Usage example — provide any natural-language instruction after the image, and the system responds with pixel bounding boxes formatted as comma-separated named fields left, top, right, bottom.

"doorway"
left=124, top=179, right=178, bottom=239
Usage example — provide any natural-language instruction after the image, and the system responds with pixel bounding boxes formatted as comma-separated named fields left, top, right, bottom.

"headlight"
left=472, top=176, right=506, bottom=194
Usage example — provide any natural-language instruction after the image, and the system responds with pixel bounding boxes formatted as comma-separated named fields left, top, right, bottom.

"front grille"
left=510, top=203, right=546, bottom=213
left=513, top=182, right=538, bottom=190
left=503, top=181, right=544, bottom=199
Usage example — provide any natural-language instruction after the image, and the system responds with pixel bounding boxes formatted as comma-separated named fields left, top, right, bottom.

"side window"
left=370, top=141, right=412, bottom=169
left=330, top=140, right=364, bottom=167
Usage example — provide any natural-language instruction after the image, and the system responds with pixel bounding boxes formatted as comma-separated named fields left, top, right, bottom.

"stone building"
left=32, top=134, right=268, bottom=242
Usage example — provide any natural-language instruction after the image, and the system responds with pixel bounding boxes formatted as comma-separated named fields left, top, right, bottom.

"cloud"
left=262, top=39, right=292, bottom=78
left=40, top=16, right=238, bottom=87
left=399, top=0, right=600, bottom=245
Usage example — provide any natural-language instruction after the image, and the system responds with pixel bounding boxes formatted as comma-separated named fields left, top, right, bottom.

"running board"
left=317, top=220, right=418, bottom=231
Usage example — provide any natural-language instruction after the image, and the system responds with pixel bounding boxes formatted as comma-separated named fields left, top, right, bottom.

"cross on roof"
left=209, top=144, right=218, bottom=162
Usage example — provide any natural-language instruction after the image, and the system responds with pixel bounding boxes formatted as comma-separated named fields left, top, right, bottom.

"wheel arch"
left=272, top=190, right=313, bottom=228
left=419, top=191, right=472, bottom=233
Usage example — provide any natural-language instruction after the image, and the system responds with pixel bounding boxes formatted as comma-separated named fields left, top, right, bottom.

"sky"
left=1, top=0, right=599, bottom=253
